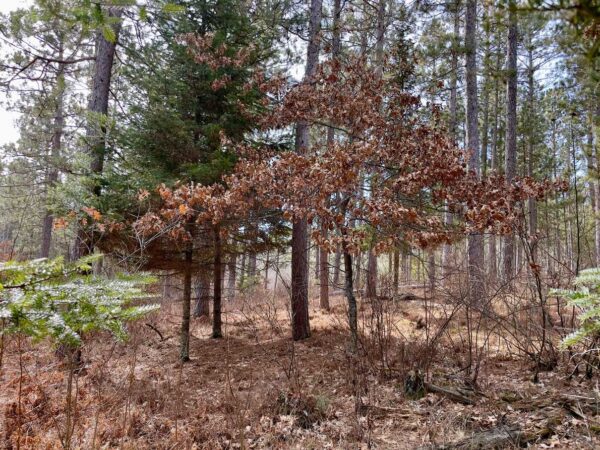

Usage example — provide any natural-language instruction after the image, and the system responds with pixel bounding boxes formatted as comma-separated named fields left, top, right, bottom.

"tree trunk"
left=181, top=250, right=192, bottom=362
left=442, top=3, right=459, bottom=280
left=465, top=0, right=485, bottom=301
left=427, top=251, right=436, bottom=292
left=366, top=250, right=377, bottom=298
left=227, top=252, right=237, bottom=301
left=212, top=227, right=223, bottom=338
left=526, top=39, right=537, bottom=245
left=355, top=251, right=363, bottom=291
left=333, top=245, right=341, bottom=288
left=72, top=7, right=123, bottom=260
left=503, top=0, right=518, bottom=281
left=393, top=247, right=400, bottom=294
left=594, top=105, right=600, bottom=267
left=488, top=37, right=502, bottom=281
left=320, top=226, right=330, bottom=310
left=291, top=0, right=322, bottom=341
left=239, top=253, right=246, bottom=288
left=344, top=247, right=358, bottom=351
left=248, top=252, right=257, bottom=278
left=40, top=57, right=65, bottom=258
left=264, top=250, right=270, bottom=289
left=314, top=241, right=320, bottom=279
left=194, top=271, right=210, bottom=318
left=364, top=0, right=386, bottom=299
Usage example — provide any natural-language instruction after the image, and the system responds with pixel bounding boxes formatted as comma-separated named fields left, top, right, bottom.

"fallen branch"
left=419, top=421, right=554, bottom=449
left=424, top=382, right=478, bottom=405
left=145, top=323, right=165, bottom=341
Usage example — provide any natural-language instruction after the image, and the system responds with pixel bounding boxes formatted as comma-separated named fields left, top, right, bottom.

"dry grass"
left=1, top=288, right=599, bottom=449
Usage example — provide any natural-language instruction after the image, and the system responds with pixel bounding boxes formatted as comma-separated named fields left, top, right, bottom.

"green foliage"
left=552, top=268, right=600, bottom=348
left=113, top=0, right=275, bottom=187
left=0, top=255, right=159, bottom=347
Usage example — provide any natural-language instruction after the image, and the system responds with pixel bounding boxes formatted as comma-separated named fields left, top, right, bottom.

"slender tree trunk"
left=465, top=0, right=485, bottom=301
left=239, top=253, right=246, bottom=288
left=40, top=58, right=65, bottom=258
left=366, top=250, right=377, bottom=298
left=314, top=241, right=320, bottom=279
left=570, top=116, right=582, bottom=275
left=340, top=198, right=358, bottom=350
left=364, top=0, right=386, bottom=299
left=73, top=7, right=123, bottom=260
left=181, top=250, right=192, bottom=362
left=291, top=0, right=322, bottom=340
left=427, top=251, right=436, bottom=292
left=488, top=39, right=501, bottom=281
left=526, top=41, right=537, bottom=242
left=324, top=0, right=341, bottom=306
left=227, top=252, right=237, bottom=300
left=264, top=250, right=270, bottom=289
left=355, top=251, right=363, bottom=291
left=393, top=248, right=400, bottom=294
left=586, top=107, right=599, bottom=266
left=333, top=245, right=341, bottom=287
left=194, top=271, right=210, bottom=318
left=248, top=252, right=257, bottom=278
left=481, top=9, right=491, bottom=177
left=594, top=105, right=600, bottom=267
left=212, top=227, right=223, bottom=338
left=320, top=225, right=330, bottom=310
left=442, top=1, right=460, bottom=281
left=503, top=0, right=518, bottom=281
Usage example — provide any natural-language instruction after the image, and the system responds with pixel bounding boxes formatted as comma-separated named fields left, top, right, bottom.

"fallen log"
left=424, top=382, right=478, bottom=405
left=419, top=422, right=554, bottom=449
left=508, top=393, right=599, bottom=418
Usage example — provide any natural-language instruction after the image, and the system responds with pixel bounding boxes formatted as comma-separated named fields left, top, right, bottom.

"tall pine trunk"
left=442, top=0, right=460, bottom=282
left=291, top=0, right=322, bottom=340
left=40, top=56, right=65, bottom=258
left=465, top=0, right=485, bottom=302
left=503, top=0, right=518, bottom=281
left=73, top=7, right=123, bottom=260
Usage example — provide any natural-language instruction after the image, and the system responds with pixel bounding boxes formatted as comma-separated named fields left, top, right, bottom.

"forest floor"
left=1, top=286, right=600, bottom=449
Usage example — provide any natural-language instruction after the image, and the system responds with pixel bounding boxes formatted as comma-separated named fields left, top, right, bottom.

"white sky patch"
left=0, top=0, right=32, bottom=147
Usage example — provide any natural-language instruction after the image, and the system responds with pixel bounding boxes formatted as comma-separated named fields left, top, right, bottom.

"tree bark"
left=181, top=250, right=192, bottom=362
left=239, top=253, right=246, bottom=288
left=227, top=252, right=237, bottom=301
left=465, top=0, right=485, bottom=301
left=248, top=251, right=257, bottom=278
left=333, top=245, right=341, bottom=288
left=72, top=7, right=123, bottom=260
left=594, top=105, right=600, bottom=267
left=320, top=226, right=330, bottom=310
left=40, top=56, right=65, bottom=258
left=212, top=227, right=223, bottom=338
left=366, top=250, right=377, bottom=298
left=393, top=247, right=400, bottom=294
left=194, top=271, right=210, bottom=318
left=442, top=2, right=460, bottom=280
left=488, top=36, right=502, bottom=281
left=290, top=0, right=322, bottom=340
left=526, top=37, right=537, bottom=246
left=503, top=0, right=518, bottom=281
left=264, top=250, right=270, bottom=289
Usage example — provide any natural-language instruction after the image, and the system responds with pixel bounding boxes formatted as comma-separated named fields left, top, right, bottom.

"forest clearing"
left=2, top=0, right=600, bottom=448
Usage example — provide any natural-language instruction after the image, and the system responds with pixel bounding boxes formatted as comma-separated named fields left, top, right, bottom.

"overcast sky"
left=0, top=0, right=33, bottom=146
